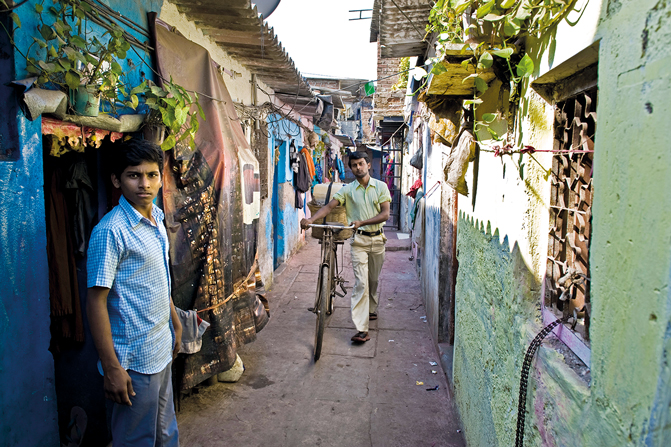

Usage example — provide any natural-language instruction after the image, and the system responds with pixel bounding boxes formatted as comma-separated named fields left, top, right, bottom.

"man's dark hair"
left=110, top=138, right=164, bottom=179
left=348, top=151, right=370, bottom=168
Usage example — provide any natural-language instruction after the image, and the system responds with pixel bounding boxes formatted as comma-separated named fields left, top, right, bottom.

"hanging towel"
left=336, top=157, right=345, bottom=181
left=176, top=307, right=210, bottom=354
left=301, top=147, right=316, bottom=179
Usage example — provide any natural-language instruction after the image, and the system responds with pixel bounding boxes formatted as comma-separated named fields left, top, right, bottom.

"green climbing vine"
left=425, top=0, right=577, bottom=145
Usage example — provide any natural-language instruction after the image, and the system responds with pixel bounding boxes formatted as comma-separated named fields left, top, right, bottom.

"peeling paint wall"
left=452, top=0, right=671, bottom=445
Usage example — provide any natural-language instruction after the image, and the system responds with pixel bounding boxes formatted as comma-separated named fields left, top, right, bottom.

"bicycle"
left=307, top=223, right=354, bottom=361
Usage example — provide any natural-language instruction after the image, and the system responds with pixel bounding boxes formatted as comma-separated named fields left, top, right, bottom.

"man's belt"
left=356, top=229, right=383, bottom=237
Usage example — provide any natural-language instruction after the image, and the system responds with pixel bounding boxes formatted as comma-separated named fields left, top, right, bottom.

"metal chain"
left=514, top=317, right=567, bottom=447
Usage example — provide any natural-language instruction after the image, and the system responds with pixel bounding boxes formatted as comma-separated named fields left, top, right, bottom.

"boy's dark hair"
left=348, top=151, right=370, bottom=168
left=110, top=138, right=164, bottom=179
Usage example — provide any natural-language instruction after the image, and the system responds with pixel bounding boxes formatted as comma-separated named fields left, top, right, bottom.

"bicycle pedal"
left=335, top=291, right=345, bottom=298
left=307, top=307, right=315, bottom=313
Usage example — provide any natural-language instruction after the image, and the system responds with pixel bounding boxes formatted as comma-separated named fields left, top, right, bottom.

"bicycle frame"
left=309, top=223, right=354, bottom=361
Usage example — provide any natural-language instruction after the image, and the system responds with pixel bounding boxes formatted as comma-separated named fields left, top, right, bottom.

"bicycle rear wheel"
left=314, top=263, right=330, bottom=361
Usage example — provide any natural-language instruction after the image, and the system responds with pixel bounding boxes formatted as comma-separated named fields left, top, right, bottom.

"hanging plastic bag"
left=409, top=146, right=423, bottom=170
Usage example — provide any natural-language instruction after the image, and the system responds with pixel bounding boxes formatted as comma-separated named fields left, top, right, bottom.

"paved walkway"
left=177, top=232, right=465, bottom=447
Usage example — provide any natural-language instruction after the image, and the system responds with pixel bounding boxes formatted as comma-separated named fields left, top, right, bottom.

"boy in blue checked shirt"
left=87, top=138, right=182, bottom=447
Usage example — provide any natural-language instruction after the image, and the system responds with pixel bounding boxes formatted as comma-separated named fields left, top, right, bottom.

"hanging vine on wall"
left=424, top=0, right=578, bottom=152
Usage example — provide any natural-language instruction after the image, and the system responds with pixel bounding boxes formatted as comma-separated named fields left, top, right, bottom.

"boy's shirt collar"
left=118, top=195, right=164, bottom=227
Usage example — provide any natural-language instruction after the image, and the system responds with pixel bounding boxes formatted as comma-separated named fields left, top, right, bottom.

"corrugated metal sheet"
left=370, top=0, right=431, bottom=58
left=170, top=0, right=314, bottom=100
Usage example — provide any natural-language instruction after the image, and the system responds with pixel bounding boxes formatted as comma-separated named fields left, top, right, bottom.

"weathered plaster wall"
left=589, top=0, right=671, bottom=444
left=268, top=117, right=306, bottom=268
left=159, top=1, right=272, bottom=106
left=421, top=125, right=442, bottom=338
left=452, top=0, right=671, bottom=446
left=0, top=117, right=60, bottom=446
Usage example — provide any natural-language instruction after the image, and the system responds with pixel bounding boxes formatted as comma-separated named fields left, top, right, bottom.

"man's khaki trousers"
left=350, top=233, right=386, bottom=332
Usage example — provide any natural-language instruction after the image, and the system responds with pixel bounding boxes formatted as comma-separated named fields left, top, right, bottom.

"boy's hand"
left=104, top=365, right=135, bottom=406
left=173, top=325, right=182, bottom=359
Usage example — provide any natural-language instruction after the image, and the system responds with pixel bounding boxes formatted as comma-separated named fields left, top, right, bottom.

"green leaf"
left=130, top=81, right=147, bottom=96
left=474, top=76, right=488, bottom=93
left=464, top=98, right=483, bottom=105
left=58, top=58, right=71, bottom=70
left=48, top=46, right=58, bottom=58
left=461, top=58, right=472, bottom=70
left=70, top=35, right=87, bottom=49
left=9, top=12, right=20, bottom=28
left=483, top=14, right=505, bottom=22
left=487, top=127, right=500, bottom=139
left=26, top=64, right=40, bottom=75
left=431, top=62, right=448, bottom=76
left=32, top=37, right=48, bottom=49
left=478, top=52, right=494, bottom=69
left=482, top=113, right=497, bottom=123
left=130, top=94, right=139, bottom=110
left=35, top=4, right=43, bottom=13
left=163, top=98, right=177, bottom=108
left=40, top=25, right=55, bottom=41
left=151, top=86, right=167, bottom=97
left=65, top=70, right=81, bottom=90
left=454, top=0, right=473, bottom=15
left=161, top=134, right=176, bottom=151
left=491, top=48, right=514, bottom=59
left=462, top=73, right=478, bottom=84
left=476, top=0, right=496, bottom=19
left=504, top=18, right=521, bottom=36
left=197, top=102, right=206, bottom=120
left=516, top=53, right=534, bottom=77
left=74, top=7, right=86, bottom=20
left=499, top=0, right=516, bottom=8
left=111, top=61, right=123, bottom=75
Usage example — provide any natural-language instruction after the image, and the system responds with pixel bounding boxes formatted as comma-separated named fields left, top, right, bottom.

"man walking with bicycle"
left=301, top=151, right=391, bottom=343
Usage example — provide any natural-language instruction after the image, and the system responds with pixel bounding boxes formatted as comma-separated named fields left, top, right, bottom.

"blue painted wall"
left=268, top=115, right=304, bottom=268
left=0, top=1, right=162, bottom=445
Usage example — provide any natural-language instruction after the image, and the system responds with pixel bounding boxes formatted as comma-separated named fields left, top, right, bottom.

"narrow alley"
left=177, top=233, right=465, bottom=447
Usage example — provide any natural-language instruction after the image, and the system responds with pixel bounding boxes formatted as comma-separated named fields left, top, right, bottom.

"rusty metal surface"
left=170, top=0, right=313, bottom=100
left=371, top=0, right=432, bottom=58
left=545, top=89, right=596, bottom=342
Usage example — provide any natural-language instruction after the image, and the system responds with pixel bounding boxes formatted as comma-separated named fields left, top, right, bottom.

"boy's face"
left=350, top=157, right=371, bottom=179
left=111, top=161, right=162, bottom=210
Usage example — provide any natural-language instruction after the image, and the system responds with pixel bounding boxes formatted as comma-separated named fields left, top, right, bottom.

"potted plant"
left=4, top=0, right=131, bottom=117
left=126, top=79, right=205, bottom=151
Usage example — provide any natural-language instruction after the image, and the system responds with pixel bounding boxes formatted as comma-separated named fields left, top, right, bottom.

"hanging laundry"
left=336, top=157, right=345, bottom=181
left=444, top=126, right=477, bottom=196
left=294, top=150, right=311, bottom=208
left=407, top=178, right=422, bottom=199
left=65, top=155, right=96, bottom=257
left=45, top=162, right=84, bottom=353
left=301, top=147, right=316, bottom=179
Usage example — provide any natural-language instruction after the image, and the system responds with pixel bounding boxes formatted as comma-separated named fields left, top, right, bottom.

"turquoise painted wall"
left=451, top=0, right=671, bottom=446
left=268, top=115, right=304, bottom=267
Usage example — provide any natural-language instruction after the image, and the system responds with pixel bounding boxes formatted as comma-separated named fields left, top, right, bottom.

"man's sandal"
left=369, top=313, right=377, bottom=320
left=351, top=331, right=370, bottom=342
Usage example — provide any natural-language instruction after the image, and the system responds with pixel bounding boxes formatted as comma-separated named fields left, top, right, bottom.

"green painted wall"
left=451, top=1, right=671, bottom=446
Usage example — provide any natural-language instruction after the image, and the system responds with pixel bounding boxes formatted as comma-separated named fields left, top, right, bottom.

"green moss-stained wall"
left=451, top=0, right=671, bottom=446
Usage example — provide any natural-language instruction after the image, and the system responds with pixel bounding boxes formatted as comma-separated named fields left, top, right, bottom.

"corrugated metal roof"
left=370, top=0, right=431, bottom=58
left=170, top=0, right=314, bottom=101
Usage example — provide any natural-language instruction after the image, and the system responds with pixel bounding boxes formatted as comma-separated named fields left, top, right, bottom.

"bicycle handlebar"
left=308, top=224, right=355, bottom=230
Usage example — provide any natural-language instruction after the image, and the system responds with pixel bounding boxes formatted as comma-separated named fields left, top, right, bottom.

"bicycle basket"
left=307, top=201, right=352, bottom=241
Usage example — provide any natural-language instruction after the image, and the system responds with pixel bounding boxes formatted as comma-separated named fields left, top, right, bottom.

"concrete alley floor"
left=176, top=231, right=466, bottom=447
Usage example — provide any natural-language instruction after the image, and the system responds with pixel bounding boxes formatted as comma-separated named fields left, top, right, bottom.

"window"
left=544, top=88, right=596, bottom=347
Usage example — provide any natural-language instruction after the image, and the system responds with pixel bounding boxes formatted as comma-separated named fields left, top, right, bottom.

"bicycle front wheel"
left=314, top=263, right=330, bottom=361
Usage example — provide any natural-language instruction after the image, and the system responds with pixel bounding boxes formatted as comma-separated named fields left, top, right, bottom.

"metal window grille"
left=544, top=88, right=596, bottom=343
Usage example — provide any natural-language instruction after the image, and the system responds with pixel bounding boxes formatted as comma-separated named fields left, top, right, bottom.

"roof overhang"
left=370, top=0, right=432, bottom=58
left=170, top=0, right=314, bottom=102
